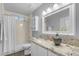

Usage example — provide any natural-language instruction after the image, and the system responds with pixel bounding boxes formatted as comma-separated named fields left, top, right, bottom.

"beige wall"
left=27, top=15, right=32, bottom=42
left=16, top=18, right=31, bottom=44
left=16, top=20, right=27, bottom=44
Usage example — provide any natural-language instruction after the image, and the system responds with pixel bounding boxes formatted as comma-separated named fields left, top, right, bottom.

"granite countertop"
left=32, top=37, right=79, bottom=56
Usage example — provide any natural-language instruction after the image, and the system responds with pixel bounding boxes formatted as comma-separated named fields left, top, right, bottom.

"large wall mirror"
left=42, top=4, right=75, bottom=35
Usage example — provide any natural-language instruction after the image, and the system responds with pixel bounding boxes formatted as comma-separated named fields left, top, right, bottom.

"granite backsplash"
left=32, top=32, right=79, bottom=47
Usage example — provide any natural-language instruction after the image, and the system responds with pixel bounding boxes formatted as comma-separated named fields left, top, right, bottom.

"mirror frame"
left=42, top=4, right=75, bottom=35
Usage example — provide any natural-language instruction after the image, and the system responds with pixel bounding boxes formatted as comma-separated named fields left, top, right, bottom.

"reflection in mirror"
left=45, top=8, right=70, bottom=32
left=42, top=5, right=74, bottom=35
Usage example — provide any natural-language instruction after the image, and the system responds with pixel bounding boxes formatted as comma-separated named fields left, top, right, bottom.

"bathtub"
left=2, top=43, right=31, bottom=56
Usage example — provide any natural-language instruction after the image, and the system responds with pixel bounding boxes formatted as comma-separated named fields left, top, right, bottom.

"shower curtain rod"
left=3, top=14, right=27, bottom=17
left=3, top=14, right=21, bottom=16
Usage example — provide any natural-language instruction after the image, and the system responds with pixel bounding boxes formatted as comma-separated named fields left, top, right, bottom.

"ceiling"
left=4, top=3, right=42, bottom=15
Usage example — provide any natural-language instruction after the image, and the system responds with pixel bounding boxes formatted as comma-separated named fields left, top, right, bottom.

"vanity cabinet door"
left=37, top=45, right=47, bottom=56
left=31, top=42, right=48, bottom=56
left=31, top=42, right=38, bottom=56
left=48, top=50, right=58, bottom=56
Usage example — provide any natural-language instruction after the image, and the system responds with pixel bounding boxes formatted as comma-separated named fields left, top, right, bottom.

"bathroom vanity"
left=31, top=38, right=79, bottom=56
left=31, top=3, right=79, bottom=56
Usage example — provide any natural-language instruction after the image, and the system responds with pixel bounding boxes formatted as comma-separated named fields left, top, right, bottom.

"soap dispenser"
left=53, top=34, right=62, bottom=46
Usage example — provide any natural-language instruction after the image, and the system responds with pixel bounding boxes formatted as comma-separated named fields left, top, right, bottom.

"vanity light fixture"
left=46, top=8, right=52, bottom=13
left=53, top=4, right=59, bottom=10
left=61, top=3, right=69, bottom=5
left=42, top=11, right=47, bottom=16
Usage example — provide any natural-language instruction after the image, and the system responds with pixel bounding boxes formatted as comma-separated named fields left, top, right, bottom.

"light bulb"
left=53, top=4, right=59, bottom=10
left=20, top=23, right=23, bottom=27
left=46, top=8, right=52, bottom=13
left=42, top=11, right=47, bottom=16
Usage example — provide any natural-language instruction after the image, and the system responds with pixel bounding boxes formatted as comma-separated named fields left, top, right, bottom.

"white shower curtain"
left=3, top=15, right=16, bottom=54
left=0, top=3, right=4, bottom=55
left=0, top=15, right=4, bottom=55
